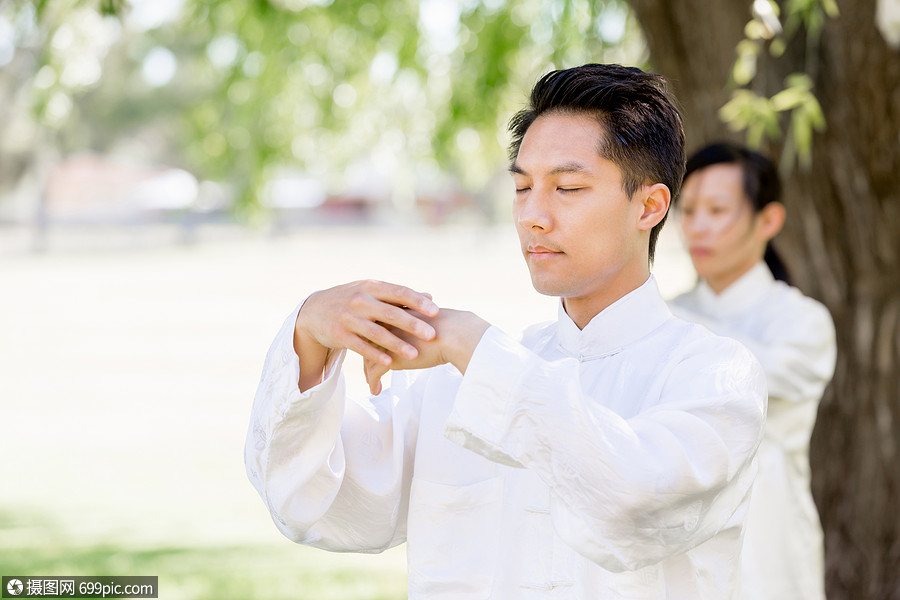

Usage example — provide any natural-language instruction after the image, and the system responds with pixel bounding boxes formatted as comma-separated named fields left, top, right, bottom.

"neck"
left=562, top=264, right=650, bottom=329
left=706, top=260, right=758, bottom=295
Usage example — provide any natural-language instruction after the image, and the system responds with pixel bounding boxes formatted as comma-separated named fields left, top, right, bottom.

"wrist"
left=294, top=302, right=329, bottom=391
left=442, top=312, right=490, bottom=374
left=293, top=307, right=320, bottom=354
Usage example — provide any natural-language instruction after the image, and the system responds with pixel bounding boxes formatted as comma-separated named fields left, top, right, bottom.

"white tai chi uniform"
left=246, top=276, right=767, bottom=599
left=670, top=262, right=836, bottom=600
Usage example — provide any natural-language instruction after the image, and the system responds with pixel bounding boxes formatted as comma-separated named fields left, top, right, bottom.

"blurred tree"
left=630, top=0, right=900, bottom=597
left=0, top=0, right=647, bottom=218
left=166, top=0, right=649, bottom=213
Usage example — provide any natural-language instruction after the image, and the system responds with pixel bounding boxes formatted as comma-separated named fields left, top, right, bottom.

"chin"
left=690, top=264, right=713, bottom=280
left=529, top=276, right=569, bottom=298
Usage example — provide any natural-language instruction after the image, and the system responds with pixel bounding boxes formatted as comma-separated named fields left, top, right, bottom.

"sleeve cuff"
left=265, top=301, right=347, bottom=419
left=443, top=326, right=533, bottom=467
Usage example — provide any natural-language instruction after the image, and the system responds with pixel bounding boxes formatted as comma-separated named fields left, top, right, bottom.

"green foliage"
left=720, top=73, right=825, bottom=168
left=6, top=0, right=647, bottom=216
left=732, top=39, right=761, bottom=86
left=771, top=73, right=826, bottom=170
left=719, top=89, right=782, bottom=148
left=96, top=0, right=128, bottom=17
left=721, top=0, right=836, bottom=170
left=781, top=0, right=839, bottom=40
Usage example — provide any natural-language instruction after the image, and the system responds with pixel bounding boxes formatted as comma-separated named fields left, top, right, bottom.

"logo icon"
left=6, top=579, right=24, bottom=596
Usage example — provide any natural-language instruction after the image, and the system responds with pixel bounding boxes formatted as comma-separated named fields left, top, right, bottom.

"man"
left=245, top=64, right=767, bottom=598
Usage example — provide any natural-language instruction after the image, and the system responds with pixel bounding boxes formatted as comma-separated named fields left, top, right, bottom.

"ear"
left=758, top=202, right=786, bottom=240
left=636, top=183, right=671, bottom=231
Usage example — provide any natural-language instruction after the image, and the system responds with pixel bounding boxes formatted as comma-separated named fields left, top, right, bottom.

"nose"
left=681, top=210, right=709, bottom=240
left=515, top=188, right=552, bottom=231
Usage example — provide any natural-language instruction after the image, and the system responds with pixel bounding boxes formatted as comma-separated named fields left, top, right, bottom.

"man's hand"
left=293, top=280, right=439, bottom=391
left=364, top=308, right=490, bottom=395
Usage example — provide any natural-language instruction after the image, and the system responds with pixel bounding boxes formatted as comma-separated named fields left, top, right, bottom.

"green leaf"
left=747, top=121, right=766, bottom=149
left=792, top=108, right=813, bottom=159
left=744, top=19, right=770, bottom=40
left=769, top=38, right=786, bottom=57
left=784, top=73, right=814, bottom=89
left=771, top=86, right=807, bottom=111
left=804, top=97, right=827, bottom=130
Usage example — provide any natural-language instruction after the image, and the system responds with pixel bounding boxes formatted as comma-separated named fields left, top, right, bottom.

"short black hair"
left=507, top=63, right=686, bottom=263
left=680, top=142, right=790, bottom=283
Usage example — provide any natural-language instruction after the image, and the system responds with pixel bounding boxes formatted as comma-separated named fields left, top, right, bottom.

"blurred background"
left=0, top=2, right=693, bottom=598
left=0, top=0, right=648, bottom=240
left=1, top=0, right=898, bottom=599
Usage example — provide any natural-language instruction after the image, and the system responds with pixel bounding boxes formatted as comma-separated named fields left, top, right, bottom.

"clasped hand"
left=294, top=279, right=489, bottom=395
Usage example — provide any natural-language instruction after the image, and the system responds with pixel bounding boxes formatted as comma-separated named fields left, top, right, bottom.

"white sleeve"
left=444, top=326, right=767, bottom=572
left=244, top=304, right=421, bottom=553
left=677, top=300, right=836, bottom=402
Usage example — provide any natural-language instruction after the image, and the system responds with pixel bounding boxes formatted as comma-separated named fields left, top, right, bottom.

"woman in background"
left=669, top=143, right=837, bottom=600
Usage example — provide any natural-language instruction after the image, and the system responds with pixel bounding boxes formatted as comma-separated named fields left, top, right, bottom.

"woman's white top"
left=670, top=262, right=837, bottom=600
left=246, top=277, right=767, bottom=598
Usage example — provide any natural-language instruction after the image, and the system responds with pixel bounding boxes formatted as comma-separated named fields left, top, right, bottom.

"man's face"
left=511, top=112, right=648, bottom=317
left=678, top=163, right=768, bottom=292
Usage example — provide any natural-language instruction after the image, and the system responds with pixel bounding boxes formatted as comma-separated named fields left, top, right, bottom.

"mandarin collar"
left=694, top=262, right=775, bottom=318
left=556, top=276, right=672, bottom=361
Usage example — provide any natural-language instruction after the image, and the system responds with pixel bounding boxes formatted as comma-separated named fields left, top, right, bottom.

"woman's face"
left=678, top=163, right=769, bottom=293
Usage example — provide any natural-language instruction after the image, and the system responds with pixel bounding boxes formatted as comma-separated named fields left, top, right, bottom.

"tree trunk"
left=629, top=0, right=900, bottom=597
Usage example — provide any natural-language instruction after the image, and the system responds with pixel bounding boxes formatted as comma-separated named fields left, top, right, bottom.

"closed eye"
left=558, top=187, right=584, bottom=193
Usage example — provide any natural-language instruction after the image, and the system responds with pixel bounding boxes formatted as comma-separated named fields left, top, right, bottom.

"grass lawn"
left=1, top=511, right=407, bottom=600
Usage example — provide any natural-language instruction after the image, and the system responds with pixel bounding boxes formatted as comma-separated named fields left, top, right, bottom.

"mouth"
left=689, top=247, right=712, bottom=259
left=526, top=244, right=564, bottom=259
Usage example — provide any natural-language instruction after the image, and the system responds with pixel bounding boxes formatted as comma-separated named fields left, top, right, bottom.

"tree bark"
left=629, top=0, right=900, bottom=597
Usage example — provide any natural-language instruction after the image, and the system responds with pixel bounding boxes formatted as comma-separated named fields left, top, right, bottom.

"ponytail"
left=764, top=243, right=791, bottom=285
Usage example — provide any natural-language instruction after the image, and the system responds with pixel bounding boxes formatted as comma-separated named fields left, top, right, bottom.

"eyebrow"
left=509, top=161, right=592, bottom=177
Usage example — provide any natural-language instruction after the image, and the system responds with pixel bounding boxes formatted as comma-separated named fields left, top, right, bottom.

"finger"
left=364, top=359, right=388, bottom=395
left=364, top=360, right=379, bottom=395
left=331, top=304, right=416, bottom=360
left=341, top=332, right=393, bottom=367
left=365, top=280, right=439, bottom=318
left=364, top=358, right=388, bottom=395
left=356, top=318, right=420, bottom=360
left=369, top=303, right=436, bottom=342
